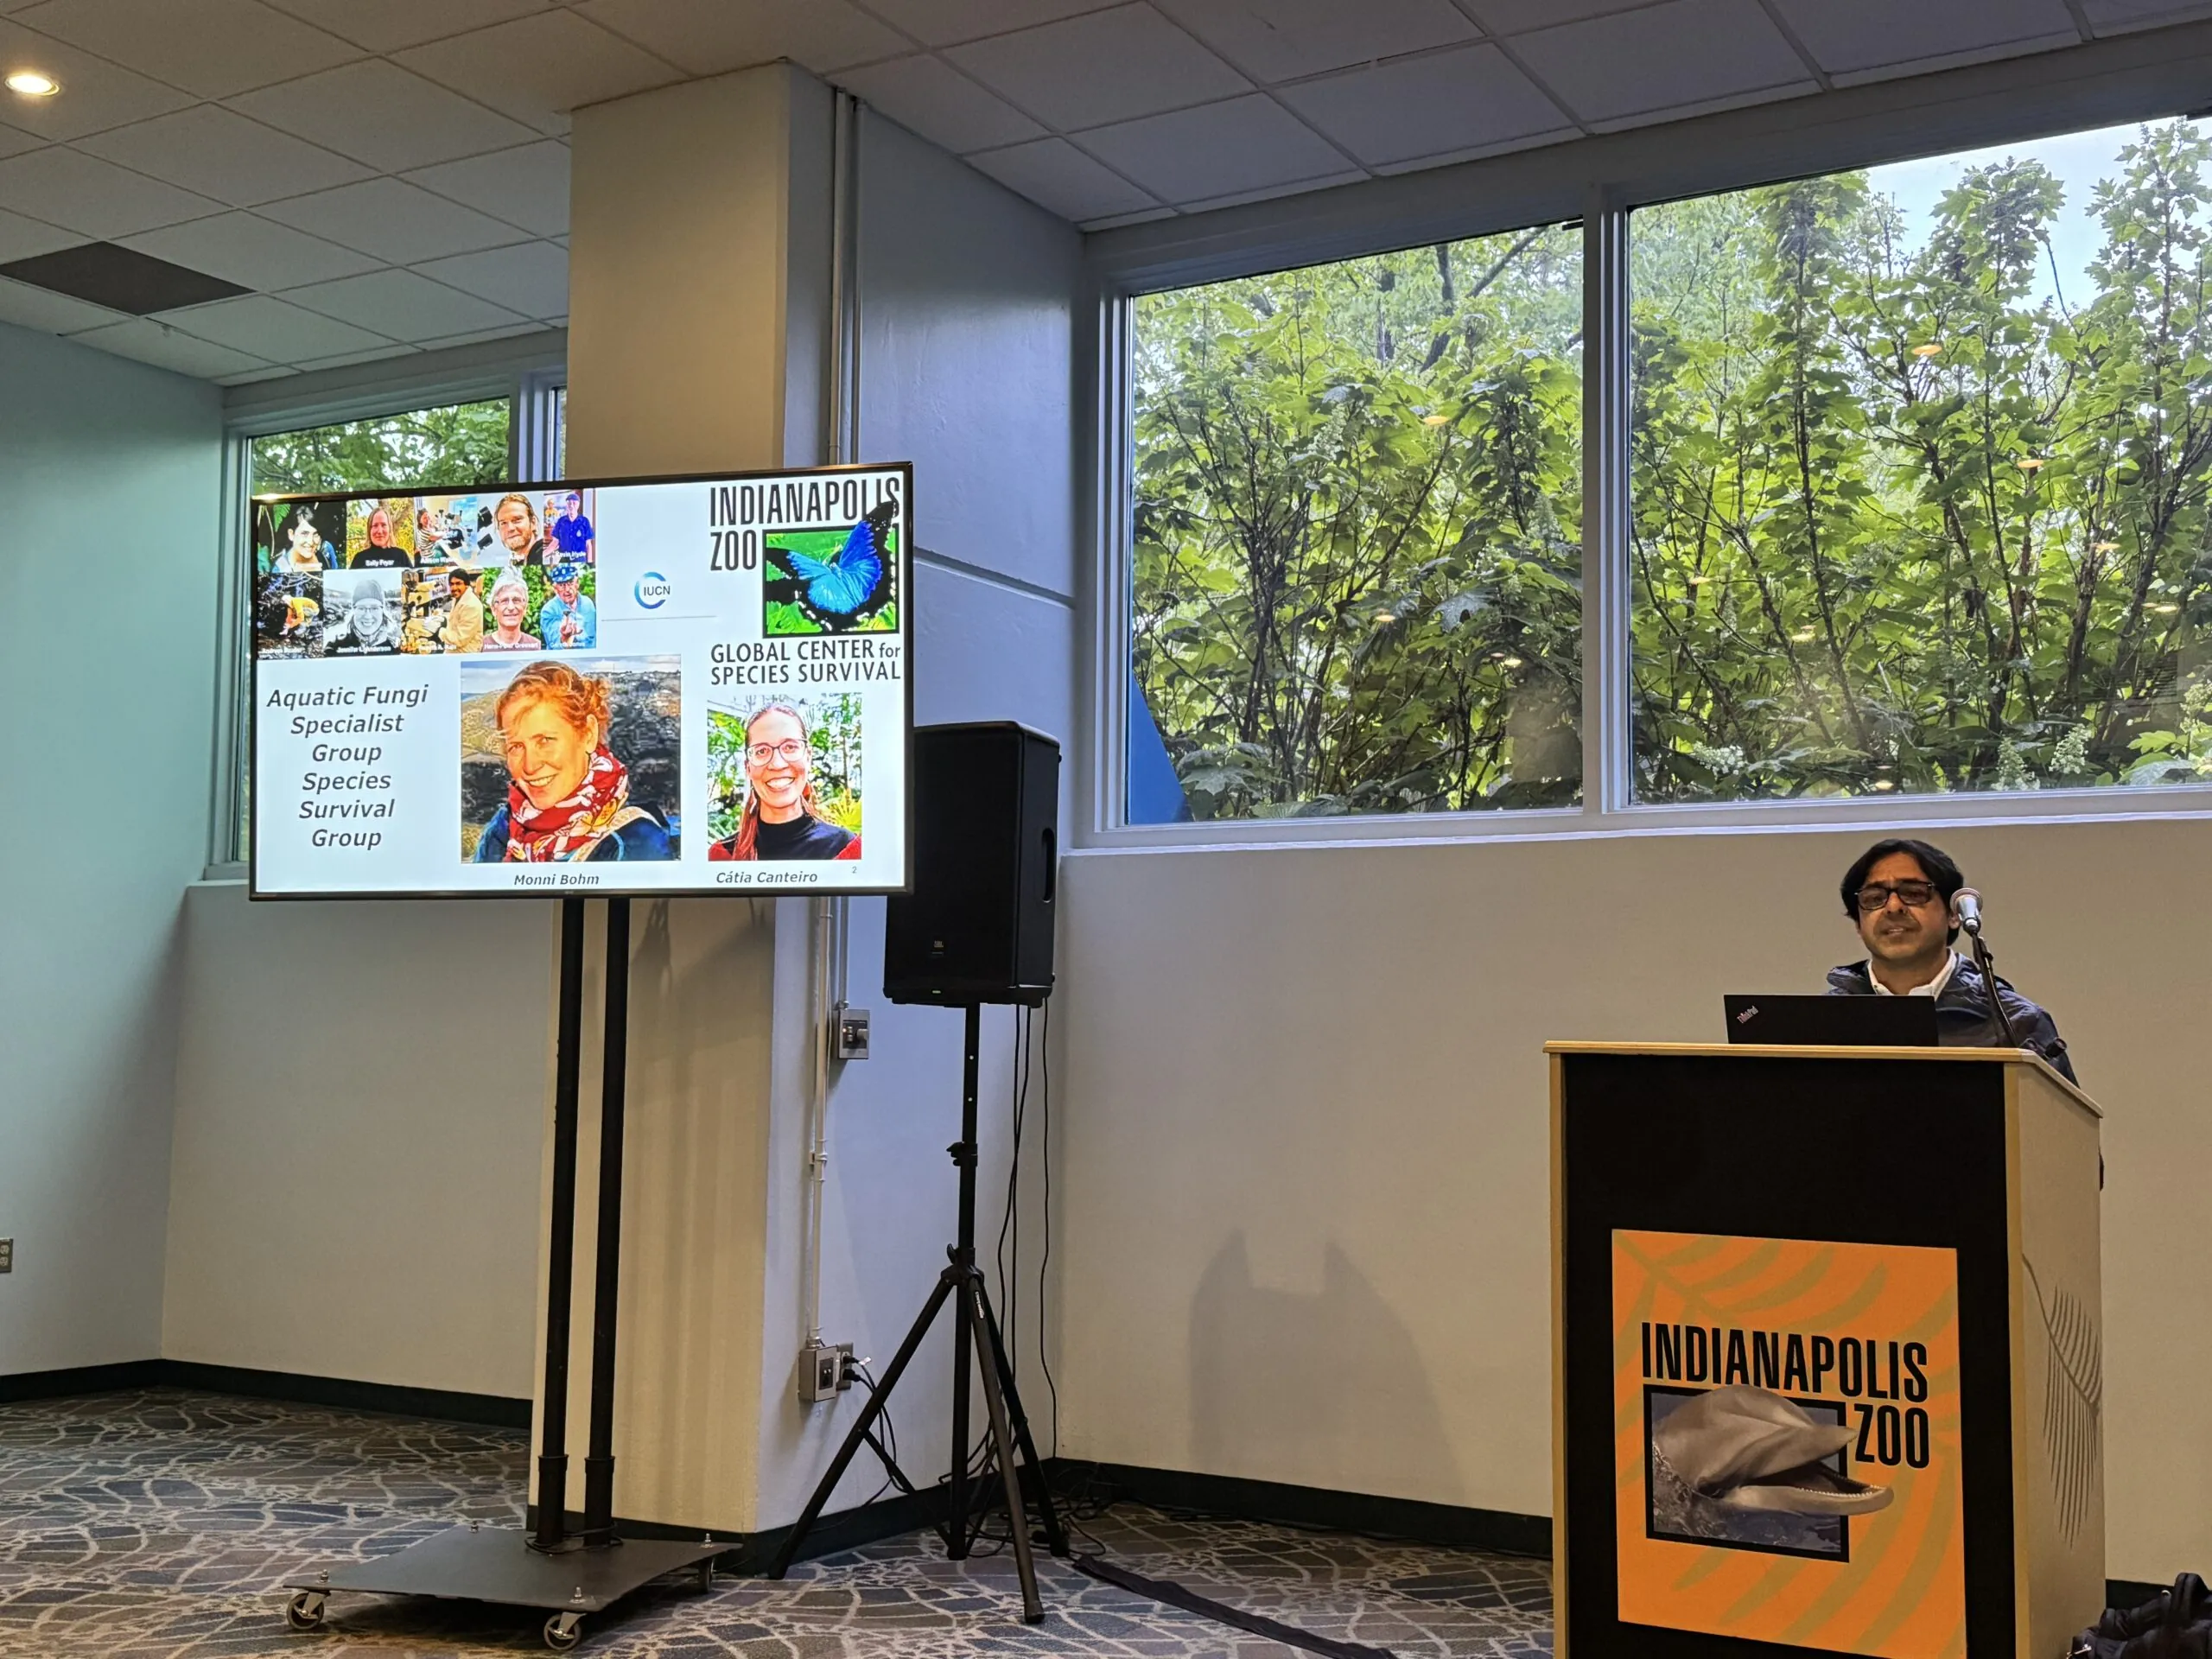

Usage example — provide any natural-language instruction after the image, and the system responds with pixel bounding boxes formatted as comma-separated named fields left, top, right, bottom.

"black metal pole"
left=945, top=1001, right=981, bottom=1556
left=533, top=898, right=588, bottom=1551
left=1970, top=928, right=2020, bottom=1048
left=966, top=1278, right=1044, bottom=1622
left=582, top=898, right=631, bottom=1544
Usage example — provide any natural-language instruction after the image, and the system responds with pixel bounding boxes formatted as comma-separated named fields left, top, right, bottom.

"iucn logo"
left=634, top=572, right=672, bottom=609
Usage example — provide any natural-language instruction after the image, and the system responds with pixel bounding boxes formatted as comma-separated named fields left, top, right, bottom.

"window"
left=1129, top=224, right=1583, bottom=823
left=247, top=397, right=512, bottom=499
left=226, top=395, right=516, bottom=863
left=1631, top=120, right=2212, bottom=802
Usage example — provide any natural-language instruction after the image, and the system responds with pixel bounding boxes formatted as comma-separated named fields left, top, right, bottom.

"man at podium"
left=1827, top=837, right=2075, bottom=1081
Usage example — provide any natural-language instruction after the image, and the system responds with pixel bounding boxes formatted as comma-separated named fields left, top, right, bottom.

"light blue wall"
left=0, top=321, right=223, bottom=1376
left=754, top=106, right=1083, bottom=1522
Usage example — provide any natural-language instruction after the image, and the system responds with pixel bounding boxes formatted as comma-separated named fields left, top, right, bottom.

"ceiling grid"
left=0, top=0, right=2196, bottom=382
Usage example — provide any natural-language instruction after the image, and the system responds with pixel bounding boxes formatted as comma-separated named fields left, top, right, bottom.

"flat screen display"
left=248, top=464, right=912, bottom=899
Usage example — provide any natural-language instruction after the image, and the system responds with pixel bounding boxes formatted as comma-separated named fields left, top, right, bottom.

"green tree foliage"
left=250, top=398, right=513, bottom=496
left=1632, top=121, right=2212, bottom=798
left=1137, top=121, right=2212, bottom=817
left=1133, top=226, right=1584, bottom=818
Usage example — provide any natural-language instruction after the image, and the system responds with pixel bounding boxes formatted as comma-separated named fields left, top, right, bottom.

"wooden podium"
left=1548, top=1044, right=2101, bottom=1659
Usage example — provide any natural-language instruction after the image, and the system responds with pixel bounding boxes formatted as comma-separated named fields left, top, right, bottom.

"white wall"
left=0, top=322, right=221, bottom=1376
left=162, top=887, right=551, bottom=1395
left=1054, top=817, right=2212, bottom=1579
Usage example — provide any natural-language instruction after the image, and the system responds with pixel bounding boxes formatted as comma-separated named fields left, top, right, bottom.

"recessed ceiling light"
left=5, top=70, right=60, bottom=97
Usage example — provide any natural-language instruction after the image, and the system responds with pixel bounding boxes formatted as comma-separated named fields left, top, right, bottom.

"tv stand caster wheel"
left=544, top=1611, right=583, bottom=1650
left=285, top=1590, right=327, bottom=1630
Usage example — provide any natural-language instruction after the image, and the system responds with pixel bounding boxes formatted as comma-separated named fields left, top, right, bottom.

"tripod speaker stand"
left=766, top=1001, right=1068, bottom=1618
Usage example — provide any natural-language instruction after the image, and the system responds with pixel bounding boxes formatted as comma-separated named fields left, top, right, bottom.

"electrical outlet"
left=0, top=1238, right=12, bottom=1273
left=799, top=1341, right=852, bottom=1402
left=835, top=1006, right=870, bottom=1061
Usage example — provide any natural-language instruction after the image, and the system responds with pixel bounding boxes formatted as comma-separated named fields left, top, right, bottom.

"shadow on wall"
left=1191, top=1234, right=1461, bottom=1499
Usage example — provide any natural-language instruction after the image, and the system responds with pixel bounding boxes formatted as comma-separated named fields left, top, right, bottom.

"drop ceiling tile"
left=1077, top=93, right=1351, bottom=203
left=295, top=340, right=420, bottom=371
left=1370, top=132, right=1569, bottom=174
left=260, top=177, right=533, bottom=257
left=576, top=0, right=908, bottom=76
left=1180, top=167, right=1363, bottom=211
left=413, top=318, right=550, bottom=350
left=77, top=106, right=369, bottom=207
left=1280, top=41, right=1570, bottom=166
left=0, top=18, right=194, bottom=139
left=1152, top=0, right=1478, bottom=84
left=2074, top=0, right=2212, bottom=32
left=283, top=266, right=524, bottom=340
left=67, top=315, right=270, bottom=377
left=858, top=0, right=1118, bottom=45
left=0, top=269, right=115, bottom=329
left=228, top=58, right=537, bottom=172
left=0, top=146, right=219, bottom=237
left=120, top=211, right=379, bottom=289
left=1509, top=0, right=1814, bottom=125
left=947, top=5, right=1251, bottom=130
left=1085, top=204, right=1178, bottom=228
left=0, top=203, right=68, bottom=257
left=0, top=121, right=41, bottom=158
left=395, top=10, right=681, bottom=137
left=214, top=362, right=298, bottom=385
left=404, top=140, right=568, bottom=237
left=258, top=0, right=550, bottom=53
left=412, top=238, right=564, bottom=317
left=1770, top=0, right=2077, bottom=79
left=834, top=54, right=1046, bottom=153
left=1465, top=0, right=1649, bottom=31
left=967, top=135, right=1157, bottom=221
left=12, top=0, right=360, bottom=98
left=157, top=290, right=390, bottom=359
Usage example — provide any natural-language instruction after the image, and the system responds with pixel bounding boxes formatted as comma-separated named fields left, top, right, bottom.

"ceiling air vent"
left=0, top=241, right=247, bottom=315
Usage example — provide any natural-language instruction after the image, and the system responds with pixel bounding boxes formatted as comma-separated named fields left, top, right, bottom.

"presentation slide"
left=248, top=465, right=912, bottom=899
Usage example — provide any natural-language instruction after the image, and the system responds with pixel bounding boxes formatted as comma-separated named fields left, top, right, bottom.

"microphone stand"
left=1961, top=922, right=2021, bottom=1049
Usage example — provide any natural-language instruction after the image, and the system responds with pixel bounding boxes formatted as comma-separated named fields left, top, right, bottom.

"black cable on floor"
left=1072, top=1553, right=1398, bottom=1659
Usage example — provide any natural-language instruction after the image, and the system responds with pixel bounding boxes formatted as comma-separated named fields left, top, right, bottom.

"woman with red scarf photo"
left=473, top=660, right=674, bottom=863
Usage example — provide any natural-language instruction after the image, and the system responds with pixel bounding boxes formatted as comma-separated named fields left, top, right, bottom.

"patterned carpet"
left=0, top=1389, right=1553, bottom=1656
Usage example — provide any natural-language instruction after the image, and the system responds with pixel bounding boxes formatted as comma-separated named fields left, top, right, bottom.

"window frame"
left=207, top=339, right=567, bottom=875
left=1083, top=25, right=2212, bottom=849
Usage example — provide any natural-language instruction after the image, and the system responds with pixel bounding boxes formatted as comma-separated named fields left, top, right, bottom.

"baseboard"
left=0, top=1359, right=165, bottom=1403
left=0, top=1358, right=529, bottom=1428
left=159, top=1362, right=531, bottom=1428
left=1051, top=1459, right=1552, bottom=1557
left=2107, top=1578, right=2171, bottom=1610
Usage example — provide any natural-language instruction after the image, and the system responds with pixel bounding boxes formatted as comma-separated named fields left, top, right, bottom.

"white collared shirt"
left=1866, top=950, right=1960, bottom=998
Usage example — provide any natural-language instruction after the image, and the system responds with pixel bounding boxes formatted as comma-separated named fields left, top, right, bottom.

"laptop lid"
left=1723, top=994, right=1940, bottom=1047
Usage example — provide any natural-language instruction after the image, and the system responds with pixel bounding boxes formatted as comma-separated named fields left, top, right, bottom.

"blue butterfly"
left=779, top=503, right=893, bottom=616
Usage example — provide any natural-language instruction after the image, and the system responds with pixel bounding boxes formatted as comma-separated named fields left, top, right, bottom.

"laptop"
left=1723, top=994, right=1940, bottom=1047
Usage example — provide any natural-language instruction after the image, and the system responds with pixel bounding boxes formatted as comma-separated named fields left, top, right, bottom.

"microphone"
left=1951, top=887, right=1983, bottom=936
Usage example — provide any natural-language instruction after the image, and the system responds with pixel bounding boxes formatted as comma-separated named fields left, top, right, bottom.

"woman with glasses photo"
left=709, top=702, right=860, bottom=861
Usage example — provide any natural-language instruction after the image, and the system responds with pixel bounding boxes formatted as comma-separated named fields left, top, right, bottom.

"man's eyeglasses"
left=747, top=739, right=808, bottom=766
left=1855, top=880, right=1939, bottom=912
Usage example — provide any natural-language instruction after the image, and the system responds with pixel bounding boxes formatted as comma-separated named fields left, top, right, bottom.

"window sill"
left=1075, top=781, right=2212, bottom=855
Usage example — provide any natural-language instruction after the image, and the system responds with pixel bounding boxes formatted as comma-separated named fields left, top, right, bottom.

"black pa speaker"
left=885, top=722, right=1059, bottom=1007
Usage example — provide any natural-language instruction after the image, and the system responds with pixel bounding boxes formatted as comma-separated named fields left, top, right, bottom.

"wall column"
left=540, top=62, right=831, bottom=1537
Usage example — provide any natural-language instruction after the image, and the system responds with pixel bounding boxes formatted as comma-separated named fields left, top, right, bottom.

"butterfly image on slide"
left=764, top=499, right=899, bottom=635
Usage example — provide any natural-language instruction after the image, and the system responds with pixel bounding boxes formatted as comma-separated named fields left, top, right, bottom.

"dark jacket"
left=1826, top=955, right=2075, bottom=1083
left=474, top=806, right=673, bottom=863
